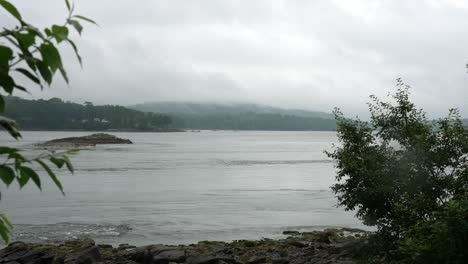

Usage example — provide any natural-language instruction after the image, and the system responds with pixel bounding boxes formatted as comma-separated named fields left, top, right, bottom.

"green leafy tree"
left=326, top=79, right=467, bottom=257
left=0, top=0, right=95, bottom=243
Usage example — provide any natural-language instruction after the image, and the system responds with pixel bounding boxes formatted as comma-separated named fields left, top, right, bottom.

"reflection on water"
left=0, top=131, right=364, bottom=245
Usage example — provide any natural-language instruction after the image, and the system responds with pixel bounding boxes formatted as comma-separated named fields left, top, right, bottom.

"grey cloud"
left=3, top=0, right=467, bottom=117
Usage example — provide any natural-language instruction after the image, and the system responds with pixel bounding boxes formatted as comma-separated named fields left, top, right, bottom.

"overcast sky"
left=2, top=0, right=468, bottom=117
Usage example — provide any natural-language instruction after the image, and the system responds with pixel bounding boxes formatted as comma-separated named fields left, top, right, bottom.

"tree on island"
left=327, top=79, right=467, bottom=263
left=0, top=0, right=95, bottom=242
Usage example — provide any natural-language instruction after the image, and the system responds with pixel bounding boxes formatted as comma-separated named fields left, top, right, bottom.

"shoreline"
left=0, top=228, right=368, bottom=264
left=18, top=128, right=186, bottom=133
left=15, top=129, right=337, bottom=133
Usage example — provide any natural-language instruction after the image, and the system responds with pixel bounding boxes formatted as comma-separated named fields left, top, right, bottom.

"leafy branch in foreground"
left=0, top=0, right=95, bottom=243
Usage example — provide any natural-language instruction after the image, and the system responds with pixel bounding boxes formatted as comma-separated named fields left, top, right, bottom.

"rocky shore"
left=0, top=228, right=369, bottom=264
left=36, top=133, right=133, bottom=147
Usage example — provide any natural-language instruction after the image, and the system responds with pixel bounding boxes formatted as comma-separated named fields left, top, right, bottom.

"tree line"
left=4, top=96, right=172, bottom=131
left=170, top=113, right=336, bottom=131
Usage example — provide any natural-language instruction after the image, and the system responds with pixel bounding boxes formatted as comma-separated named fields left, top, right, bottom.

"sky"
left=2, top=0, right=468, bottom=118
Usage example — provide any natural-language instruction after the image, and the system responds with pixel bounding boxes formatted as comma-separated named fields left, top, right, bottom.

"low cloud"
left=2, top=0, right=467, bottom=117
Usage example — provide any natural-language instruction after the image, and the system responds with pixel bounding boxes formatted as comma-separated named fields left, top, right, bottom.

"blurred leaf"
left=14, top=84, right=28, bottom=93
left=63, top=155, right=74, bottom=173
left=36, top=160, right=64, bottom=194
left=51, top=25, right=69, bottom=43
left=0, top=72, right=14, bottom=93
left=0, top=214, right=12, bottom=228
left=0, top=146, right=17, bottom=154
left=0, top=96, right=3, bottom=113
left=0, top=165, right=15, bottom=186
left=65, top=0, right=71, bottom=11
left=67, top=19, right=83, bottom=35
left=44, top=28, right=52, bottom=37
left=20, top=166, right=41, bottom=189
left=0, top=219, right=10, bottom=243
left=36, top=60, right=52, bottom=85
left=25, top=24, right=45, bottom=39
left=17, top=170, right=29, bottom=187
left=16, top=68, right=42, bottom=87
left=66, top=39, right=82, bottom=66
left=39, top=43, right=62, bottom=73
left=20, top=54, right=37, bottom=72
left=14, top=32, right=35, bottom=50
left=0, top=45, right=13, bottom=67
left=58, top=64, right=69, bottom=83
left=0, top=0, right=22, bottom=21
left=73, top=15, right=97, bottom=25
left=50, top=157, right=65, bottom=168
left=0, top=115, right=21, bottom=139
left=3, top=35, right=19, bottom=49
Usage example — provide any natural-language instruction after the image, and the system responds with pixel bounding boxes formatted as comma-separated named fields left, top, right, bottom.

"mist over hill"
left=130, top=102, right=333, bottom=119
left=130, top=102, right=336, bottom=131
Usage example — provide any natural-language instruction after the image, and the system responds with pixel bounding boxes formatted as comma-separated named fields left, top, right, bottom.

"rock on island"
left=36, top=133, right=133, bottom=147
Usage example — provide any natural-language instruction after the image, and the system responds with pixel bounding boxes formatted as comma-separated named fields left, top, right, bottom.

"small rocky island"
left=0, top=228, right=368, bottom=264
left=37, top=133, right=133, bottom=147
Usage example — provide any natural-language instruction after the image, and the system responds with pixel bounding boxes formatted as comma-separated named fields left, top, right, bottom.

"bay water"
left=0, top=131, right=364, bottom=245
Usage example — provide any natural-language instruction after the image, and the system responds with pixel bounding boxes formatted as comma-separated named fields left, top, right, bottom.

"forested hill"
left=4, top=97, right=172, bottom=131
left=130, top=102, right=337, bottom=131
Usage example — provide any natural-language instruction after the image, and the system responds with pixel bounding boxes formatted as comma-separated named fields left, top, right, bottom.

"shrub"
left=327, top=79, right=467, bottom=256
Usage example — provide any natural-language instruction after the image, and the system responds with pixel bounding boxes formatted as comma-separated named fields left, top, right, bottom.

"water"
left=0, top=131, right=364, bottom=246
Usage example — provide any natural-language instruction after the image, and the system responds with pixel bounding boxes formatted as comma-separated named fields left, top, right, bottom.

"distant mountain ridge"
left=130, top=102, right=334, bottom=119
left=129, top=102, right=336, bottom=131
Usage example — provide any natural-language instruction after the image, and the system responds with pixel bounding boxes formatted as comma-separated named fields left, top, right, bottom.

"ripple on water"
left=11, top=223, right=132, bottom=243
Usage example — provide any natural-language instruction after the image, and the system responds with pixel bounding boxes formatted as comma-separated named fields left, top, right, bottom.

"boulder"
left=186, top=255, right=238, bottom=264
left=125, top=247, right=153, bottom=264
left=152, top=250, right=185, bottom=264
left=64, top=246, right=101, bottom=264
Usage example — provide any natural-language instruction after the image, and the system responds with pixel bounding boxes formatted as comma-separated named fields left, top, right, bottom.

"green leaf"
left=20, top=54, right=37, bottom=72
left=20, top=166, right=41, bottom=189
left=0, top=115, right=21, bottom=139
left=25, top=24, right=45, bottom=40
left=14, top=84, right=29, bottom=93
left=63, top=155, right=74, bottom=173
left=8, top=152, right=25, bottom=163
left=0, top=146, right=17, bottom=154
left=39, top=43, right=62, bottom=73
left=3, top=35, right=20, bottom=49
left=73, top=15, right=97, bottom=25
left=16, top=68, right=42, bottom=87
left=0, top=218, right=10, bottom=243
left=65, top=0, right=71, bottom=11
left=44, top=28, right=52, bottom=37
left=67, top=19, right=83, bottom=35
left=36, top=60, right=52, bottom=85
left=14, top=32, right=36, bottom=50
left=66, top=39, right=82, bottom=66
left=0, top=96, right=3, bottom=113
left=50, top=157, right=65, bottom=168
left=17, top=171, right=29, bottom=187
left=0, top=0, right=22, bottom=21
left=36, top=160, right=64, bottom=194
left=58, top=64, right=69, bottom=83
left=0, top=165, right=15, bottom=186
left=0, top=214, right=12, bottom=229
left=0, top=45, right=13, bottom=67
left=0, top=72, right=14, bottom=93
left=51, top=25, right=69, bottom=43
